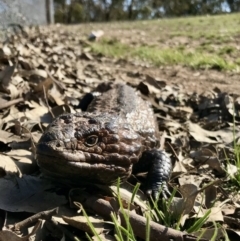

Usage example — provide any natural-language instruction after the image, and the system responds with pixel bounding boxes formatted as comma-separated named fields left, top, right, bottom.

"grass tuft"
left=90, top=38, right=239, bottom=71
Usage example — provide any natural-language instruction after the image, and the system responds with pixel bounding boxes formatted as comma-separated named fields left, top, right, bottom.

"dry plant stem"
left=42, top=85, right=55, bottom=119
left=82, top=195, right=208, bottom=241
left=0, top=97, right=24, bottom=110
left=20, top=125, right=37, bottom=153
left=166, top=142, right=180, bottom=163
left=119, top=210, right=208, bottom=241
left=197, top=179, right=222, bottom=195
left=45, top=68, right=65, bottom=91
left=12, top=208, right=58, bottom=231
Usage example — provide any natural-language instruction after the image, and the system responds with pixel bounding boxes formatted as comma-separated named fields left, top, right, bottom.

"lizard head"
left=36, top=112, right=143, bottom=185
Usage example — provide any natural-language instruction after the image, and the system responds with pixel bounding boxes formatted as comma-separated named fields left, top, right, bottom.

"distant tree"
left=79, top=0, right=100, bottom=21
left=54, top=0, right=87, bottom=23
left=53, top=0, right=233, bottom=23
left=54, top=0, right=66, bottom=8
left=67, top=1, right=84, bottom=23
left=98, top=0, right=125, bottom=21
left=161, top=0, right=224, bottom=16
left=54, top=0, right=67, bottom=23
left=110, top=0, right=126, bottom=20
left=226, top=0, right=240, bottom=11
left=199, top=0, right=225, bottom=14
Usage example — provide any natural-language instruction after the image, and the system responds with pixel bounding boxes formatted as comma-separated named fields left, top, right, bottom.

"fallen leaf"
left=0, top=176, right=67, bottom=213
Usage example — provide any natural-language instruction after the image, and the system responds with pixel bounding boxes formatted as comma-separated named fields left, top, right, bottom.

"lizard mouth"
left=36, top=142, right=132, bottom=184
left=36, top=142, right=87, bottom=163
left=37, top=141, right=132, bottom=165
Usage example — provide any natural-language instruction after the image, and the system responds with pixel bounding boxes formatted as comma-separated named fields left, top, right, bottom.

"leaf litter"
left=0, top=25, right=239, bottom=240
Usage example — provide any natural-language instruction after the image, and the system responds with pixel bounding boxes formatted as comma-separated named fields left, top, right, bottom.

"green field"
left=79, top=13, right=240, bottom=71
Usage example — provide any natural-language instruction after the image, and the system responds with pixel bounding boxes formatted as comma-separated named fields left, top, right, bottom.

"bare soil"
left=97, top=59, right=240, bottom=94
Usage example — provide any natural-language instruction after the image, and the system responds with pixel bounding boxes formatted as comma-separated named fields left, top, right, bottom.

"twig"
left=42, top=85, right=55, bottom=118
left=166, top=141, right=181, bottom=163
left=77, top=193, right=208, bottom=241
left=12, top=208, right=58, bottom=231
left=20, top=125, right=37, bottom=154
left=45, top=68, right=65, bottom=91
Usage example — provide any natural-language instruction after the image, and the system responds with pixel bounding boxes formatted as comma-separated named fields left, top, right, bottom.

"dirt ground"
left=95, top=59, right=240, bottom=94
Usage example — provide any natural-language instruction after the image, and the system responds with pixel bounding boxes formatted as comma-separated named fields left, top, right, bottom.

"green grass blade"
left=187, top=209, right=211, bottom=233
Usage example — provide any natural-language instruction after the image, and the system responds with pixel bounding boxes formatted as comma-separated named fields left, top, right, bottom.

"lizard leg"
left=133, top=149, right=172, bottom=199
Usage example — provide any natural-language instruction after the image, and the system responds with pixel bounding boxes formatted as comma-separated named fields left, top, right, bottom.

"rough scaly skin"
left=36, top=83, right=172, bottom=196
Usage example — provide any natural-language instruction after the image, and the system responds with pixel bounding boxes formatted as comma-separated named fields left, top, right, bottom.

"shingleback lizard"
left=36, top=82, right=172, bottom=198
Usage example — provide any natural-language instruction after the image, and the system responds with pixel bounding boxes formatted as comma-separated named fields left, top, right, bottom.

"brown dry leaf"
left=187, top=121, right=239, bottom=144
left=18, top=119, right=42, bottom=133
left=51, top=104, right=73, bottom=118
left=1, top=106, right=26, bottom=125
left=0, top=220, right=42, bottom=241
left=48, top=84, right=65, bottom=105
left=145, top=74, right=166, bottom=89
left=5, top=83, right=19, bottom=99
left=178, top=175, right=203, bottom=187
left=205, top=185, right=217, bottom=209
left=187, top=122, right=219, bottom=143
left=194, top=206, right=224, bottom=222
left=0, top=154, right=20, bottom=176
left=62, top=215, right=109, bottom=235
left=160, top=85, right=182, bottom=102
left=224, top=94, right=237, bottom=117
left=25, top=106, right=49, bottom=122
left=141, top=76, right=164, bottom=95
left=80, top=53, right=93, bottom=60
left=170, top=183, right=199, bottom=221
left=110, top=182, right=148, bottom=211
left=0, top=230, right=27, bottom=241
left=18, top=57, right=33, bottom=70
left=53, top=205, right=79, bottom=225
left=92, top=234, right=116, bottom=241
left=7, top=149, right=37, bottom=175
left=19, top=69, right=47, bottom=79
left=0, top=65, right=15, bottom=92
left=0, top=176, right=67, bottom=212
left=30, top=132, right=43, bottom=144
left=189, top=147, right=225, bottom=174
left=193, top=227, right=227, bottom=240
left=2, top=45, right=11, bottom=56
left=0, top=130, right=29, bottom=143
left=172, top=151, right=188, bottom=175
left=31, top=77, right=53, bottom=93
left=226, top=163, right=238, bottom=178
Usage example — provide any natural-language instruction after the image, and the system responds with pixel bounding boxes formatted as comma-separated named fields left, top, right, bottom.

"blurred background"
left=0, top=0, right=240, bottom=28
left=53, top=0, right=239, bottom=23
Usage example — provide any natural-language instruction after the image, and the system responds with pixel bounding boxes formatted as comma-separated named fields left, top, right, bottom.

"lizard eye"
left=85, top=135, right=98, bottom=147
